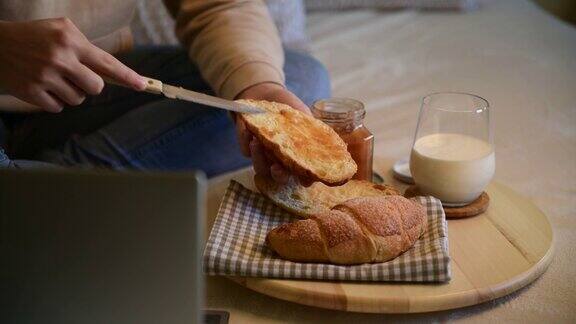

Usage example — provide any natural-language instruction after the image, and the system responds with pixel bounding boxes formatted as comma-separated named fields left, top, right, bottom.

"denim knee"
left=0, top=148, right=12, bottom=168
left=284, top=49, right=331, bottom=106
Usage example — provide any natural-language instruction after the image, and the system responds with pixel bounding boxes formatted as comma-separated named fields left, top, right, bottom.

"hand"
left=236, top=82, right=313, bottom=186
left=0, top=18, right=146, bottom=113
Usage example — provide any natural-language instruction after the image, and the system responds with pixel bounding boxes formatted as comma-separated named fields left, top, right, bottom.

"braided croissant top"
left=266, top=195, right=427, bottom=265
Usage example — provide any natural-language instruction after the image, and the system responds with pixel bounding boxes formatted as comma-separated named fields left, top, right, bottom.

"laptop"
left=0, top=169, right=206, bottom=324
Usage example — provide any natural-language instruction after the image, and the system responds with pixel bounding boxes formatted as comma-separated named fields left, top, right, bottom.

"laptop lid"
left=0, top=169, right=205, bottom=324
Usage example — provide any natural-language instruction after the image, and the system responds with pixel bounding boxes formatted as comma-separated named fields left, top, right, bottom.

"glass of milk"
left=409, top=93, right=494, bottom=206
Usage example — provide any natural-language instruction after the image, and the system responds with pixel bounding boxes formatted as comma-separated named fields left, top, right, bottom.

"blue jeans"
left=1, top=47, right=331, bottom=177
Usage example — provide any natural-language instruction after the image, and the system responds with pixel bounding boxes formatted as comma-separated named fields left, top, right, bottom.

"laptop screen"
left=0, top=169, right=205, bottom=324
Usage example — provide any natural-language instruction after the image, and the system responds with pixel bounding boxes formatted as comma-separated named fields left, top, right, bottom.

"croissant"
left=266, top=195, right=427, bottom=265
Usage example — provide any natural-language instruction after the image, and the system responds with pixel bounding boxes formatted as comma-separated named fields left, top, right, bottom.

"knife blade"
left=161, top=84, right=264, bottom=114
left=107, top=76, right=265, bottom=114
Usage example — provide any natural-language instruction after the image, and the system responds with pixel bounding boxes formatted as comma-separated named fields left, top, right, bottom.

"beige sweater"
left=0, top=0, right=284, bottom=100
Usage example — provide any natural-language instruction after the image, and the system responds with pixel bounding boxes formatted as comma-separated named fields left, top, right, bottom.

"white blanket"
left=307, top=0, right=575, bottom=321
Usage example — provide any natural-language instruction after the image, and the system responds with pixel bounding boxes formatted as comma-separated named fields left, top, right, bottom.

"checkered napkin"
left=203, top=181, right=451, bottom=282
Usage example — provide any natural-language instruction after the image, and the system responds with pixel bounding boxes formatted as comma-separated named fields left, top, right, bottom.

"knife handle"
left=141, top=77, right=163, bottom=94
left=102, top=76, right=163, bottom=95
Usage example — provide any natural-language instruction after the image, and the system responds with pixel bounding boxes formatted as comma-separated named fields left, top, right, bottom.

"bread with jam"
left=238, top=99, right=357, bottom=185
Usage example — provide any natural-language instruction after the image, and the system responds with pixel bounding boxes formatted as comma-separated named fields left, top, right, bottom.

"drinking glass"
left=409, top=92, right=494, bottom=206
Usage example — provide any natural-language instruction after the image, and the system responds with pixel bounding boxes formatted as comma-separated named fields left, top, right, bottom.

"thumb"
left=273, top=90, right=311, bottom=115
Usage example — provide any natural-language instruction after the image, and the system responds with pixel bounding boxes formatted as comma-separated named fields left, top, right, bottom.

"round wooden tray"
left=228, top=182, right=554, bottom=313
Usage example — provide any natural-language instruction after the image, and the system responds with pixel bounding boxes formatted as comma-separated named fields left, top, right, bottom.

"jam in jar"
left=312, top=98, right=374, bottom=181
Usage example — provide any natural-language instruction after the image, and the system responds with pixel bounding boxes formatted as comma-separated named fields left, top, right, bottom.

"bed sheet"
left=306, top=0, right=575, bottom=321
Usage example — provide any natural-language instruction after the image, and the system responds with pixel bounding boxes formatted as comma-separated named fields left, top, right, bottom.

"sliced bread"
left=238, top=99, right=357, bottom=185
left=255, top=174, right=400, bottom=218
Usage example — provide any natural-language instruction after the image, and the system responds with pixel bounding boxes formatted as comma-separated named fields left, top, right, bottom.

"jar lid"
left=312, top=98, right=365, bottom=123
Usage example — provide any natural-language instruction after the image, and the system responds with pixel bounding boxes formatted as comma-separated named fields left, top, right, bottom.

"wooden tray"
left=228, top=182, right=554, bottom=313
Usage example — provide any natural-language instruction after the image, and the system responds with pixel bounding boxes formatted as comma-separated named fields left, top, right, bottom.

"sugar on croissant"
left=266, top=195, right=427, bottom=265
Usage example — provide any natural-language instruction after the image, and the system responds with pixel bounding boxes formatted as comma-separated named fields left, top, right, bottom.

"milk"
left=410, top=133, right=495, bottom=205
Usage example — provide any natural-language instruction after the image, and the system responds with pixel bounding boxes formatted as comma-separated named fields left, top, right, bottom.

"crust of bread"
left=334, top=196, right=427, bottom=263
left=312, top=210, right=377, bottom=264
left=255, top=174, right=400, bottom=218
left=266, top=196, right=427, bottom=265
left=238, top=99, right=357, bottom=185
left=266, top=218, right=329, bottom=262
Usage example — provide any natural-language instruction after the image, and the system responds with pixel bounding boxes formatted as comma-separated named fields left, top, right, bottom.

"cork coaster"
left=404, top=186, right=490, bottom=218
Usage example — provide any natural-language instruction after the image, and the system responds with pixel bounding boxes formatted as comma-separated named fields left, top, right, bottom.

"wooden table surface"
left=203, top=160, right=555, bottom=322
left=224, top=179, right=553, bottom=314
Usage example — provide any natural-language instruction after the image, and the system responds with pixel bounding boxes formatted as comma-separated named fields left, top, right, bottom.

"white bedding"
left=307, top=1, right=574, bottom=321
left=205, top=1, right=576, bottom=322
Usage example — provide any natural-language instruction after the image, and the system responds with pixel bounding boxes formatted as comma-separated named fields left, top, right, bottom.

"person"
left=0, top=0, right=330, bottom=183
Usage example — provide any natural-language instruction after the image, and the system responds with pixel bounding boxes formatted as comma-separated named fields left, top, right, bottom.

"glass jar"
left=312, top=98, right=374, bottom=181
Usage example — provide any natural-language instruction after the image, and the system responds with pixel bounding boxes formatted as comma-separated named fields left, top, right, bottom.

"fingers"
left=250, top=139, right=271, bottom=177
left=269, top=88, right=311, bottom=115
left=270, top=164, right=289, bottom=184
left=288, top=96, right=312, bottom=115
left=79, top=45, right=145, bottom=91
left=249, top=138, right=312, bottom=185
left=236, top=83, right=311, bottom=115
left=48, top=77, right=86, bottom=107
left=33, top=91, right=65, bottom=113
left=249, top=140, right=289, bottom=184
left=262, top=149, right=290, bottom=184
left=64, top=62, right=104, bottom=96
left=34, top=63, right=102, bottom=110
left=236, top=119, right=252, bottom=157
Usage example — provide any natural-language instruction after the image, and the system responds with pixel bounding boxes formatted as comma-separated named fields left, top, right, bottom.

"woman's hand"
left=236, top=82, right=313, bottom=185
left=0, top=18, right=146, bottom=113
